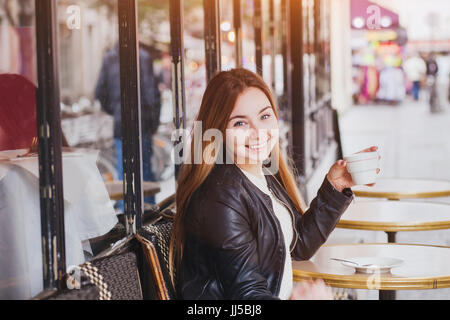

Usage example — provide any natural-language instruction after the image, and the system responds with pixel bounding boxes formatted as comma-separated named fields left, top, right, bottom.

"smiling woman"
left=169, top=68, right=367, bottom=300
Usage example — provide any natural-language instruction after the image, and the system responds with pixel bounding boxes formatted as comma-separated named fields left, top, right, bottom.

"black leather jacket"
left=178, top=163, right=353, bottom=300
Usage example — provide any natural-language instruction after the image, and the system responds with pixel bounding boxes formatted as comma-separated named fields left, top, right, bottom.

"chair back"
left=79, top=251, right=143, bottom=300
left=137, top=215, right=175, bottom=300
left=35, top=250, right=143, bottom=300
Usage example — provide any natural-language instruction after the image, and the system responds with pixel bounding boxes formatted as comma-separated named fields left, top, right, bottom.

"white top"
left=403, top=56, right=426, bottom=81
left=239, top=167, right=294, bottom=300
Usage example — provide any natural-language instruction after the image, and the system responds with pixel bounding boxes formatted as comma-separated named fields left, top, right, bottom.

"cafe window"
left=183, top=0, right=206, bottom=126
left=0, top=0, right=40, bottom=299
left=241, top=0, right=257, bottom=73
left=139, top=1, right=176, bottom=193
left=300, top=0, right=335, bottom=188
left=220, top=0, right=235, bottom=69
left=56, top=0, right=123, bottom=270
left=57, top=0, right=180, bottom=247
left=266, top=0, right=291, bottom=166
left=315, top=0, right=331, bottom=102
left=0, top=0, right=177, bottom=299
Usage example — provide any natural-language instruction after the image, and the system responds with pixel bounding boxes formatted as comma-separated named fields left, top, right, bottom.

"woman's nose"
left=248, top=126, right=267, bottom=141
left=248, top=127, right=258, bottom=140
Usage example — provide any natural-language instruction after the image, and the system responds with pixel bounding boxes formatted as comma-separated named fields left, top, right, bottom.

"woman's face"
left=225, top=87, right=279, bottom=166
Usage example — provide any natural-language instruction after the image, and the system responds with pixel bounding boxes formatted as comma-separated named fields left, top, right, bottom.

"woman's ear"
left=264, top=145, right=281, bottom=175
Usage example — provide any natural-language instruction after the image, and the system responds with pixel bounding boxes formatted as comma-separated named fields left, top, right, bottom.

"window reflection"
left=56, top=0, right=176, bottom=212
left=242, top=0, right=256, bottom=73
left=184, top=0, right=206, bottom=126
left=0, top=0, right=39, bottom=300
left=220, top=0, right=235, bottom=70
left=138, top=0, right=176, bottom=203
left=316, top=0, right=331, bottom=102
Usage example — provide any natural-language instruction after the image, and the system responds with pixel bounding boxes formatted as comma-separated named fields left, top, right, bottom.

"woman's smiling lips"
left=245, top=139, right=269, bottom=151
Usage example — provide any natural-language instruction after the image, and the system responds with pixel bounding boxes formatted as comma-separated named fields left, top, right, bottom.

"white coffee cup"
left=343, top=151, right=379, bottom=185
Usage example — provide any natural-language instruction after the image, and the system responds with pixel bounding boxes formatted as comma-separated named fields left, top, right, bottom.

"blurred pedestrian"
left=403, top=53, right=426, bottom=101
left=435, top=54, right=450, bottom=110
left=95, top=43, right=161, bottom=209
left=426, top=54, right=441, bottom=113
left=426, top=54, right=439, bottom=77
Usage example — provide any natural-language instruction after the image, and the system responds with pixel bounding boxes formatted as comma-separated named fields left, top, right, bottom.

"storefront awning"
left=351, top=0, right=399, bottom=30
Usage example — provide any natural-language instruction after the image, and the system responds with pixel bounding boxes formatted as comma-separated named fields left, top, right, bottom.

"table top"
left=292, top=243, right=450, bottom=290
left=105, top=180, right=161, bottom=200
left=338, top=200, right=450, bottom=232
left=352, top=178, right=450, bottom=199
left=0, top=148, right=102, bottom=202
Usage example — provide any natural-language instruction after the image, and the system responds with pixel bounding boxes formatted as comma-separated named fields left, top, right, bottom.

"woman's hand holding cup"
left=327, top=146, right=381, bottom=192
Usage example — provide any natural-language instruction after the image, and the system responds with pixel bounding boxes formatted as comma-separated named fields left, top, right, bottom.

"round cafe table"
left=337, top=200, right=450, bottom=299
left=338, top=200, right=450, bottom=243
left=351, top=178, right=450, bottom=200
left=292, top=243, right=450, bottom=300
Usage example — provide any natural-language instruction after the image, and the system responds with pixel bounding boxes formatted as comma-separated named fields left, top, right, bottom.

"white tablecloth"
left=0, top=149, right=118, bottom=299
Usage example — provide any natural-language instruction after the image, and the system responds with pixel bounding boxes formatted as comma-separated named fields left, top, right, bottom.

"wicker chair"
left=137, top=212, right=176, bottom=300
left=35, top=240, right=144, bottom=300
left=78, top=251, right=143, bottom=300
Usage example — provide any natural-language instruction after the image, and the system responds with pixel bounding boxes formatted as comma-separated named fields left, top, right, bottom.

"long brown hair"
left=169, top=68, right=306, bottom=285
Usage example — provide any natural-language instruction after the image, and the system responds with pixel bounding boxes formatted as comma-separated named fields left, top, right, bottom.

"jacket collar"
left=225, top=163, right=294, bottom=211
left=226, top=163, right=299, bottom=252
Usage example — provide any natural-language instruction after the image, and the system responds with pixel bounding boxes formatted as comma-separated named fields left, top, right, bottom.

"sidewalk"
left=332, top=97, right=450, bottom=300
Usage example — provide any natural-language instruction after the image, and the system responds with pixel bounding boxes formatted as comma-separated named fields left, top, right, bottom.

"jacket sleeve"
left=192, top=188, right=279, bottom=300
left=139, top=49, right=161, bottom=134
left=291, top=176, right=354, bottom=261
left=94, top=57, right=112, bottom=115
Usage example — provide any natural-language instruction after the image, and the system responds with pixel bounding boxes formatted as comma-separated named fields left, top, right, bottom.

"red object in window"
left=0, top=74, right=37, bottom=151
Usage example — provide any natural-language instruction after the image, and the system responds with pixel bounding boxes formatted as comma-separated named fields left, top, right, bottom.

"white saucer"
left=339, top=257, right=403, bottom=274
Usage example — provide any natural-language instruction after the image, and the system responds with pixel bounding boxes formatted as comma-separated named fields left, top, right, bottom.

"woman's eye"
left=234, top=121, right=246, bottom=127
left=261, top=114, right=271, bottom=120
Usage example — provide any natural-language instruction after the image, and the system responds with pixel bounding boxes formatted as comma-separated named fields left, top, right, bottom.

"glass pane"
left=308, top=0, right=316, bottom=109
left=273, top=0, right=284, bottom=99
left=302, top=0, right=312, bottom=176
left=273, top=0, right=291, bottom=163
left=56, top=0, right=121, bottom=266
left=242, top=0, right=256, bottom=73
left=137, top=0, right=176, bottom=204
left=316, top=0, right=331, bottom=102
left=0, top=0, right=39, bottom=299
left=261, top=0, right=276, bottom=95
left=220, top=0, right=235, bottom=70
left=184, top=0, right=207, bottom=125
